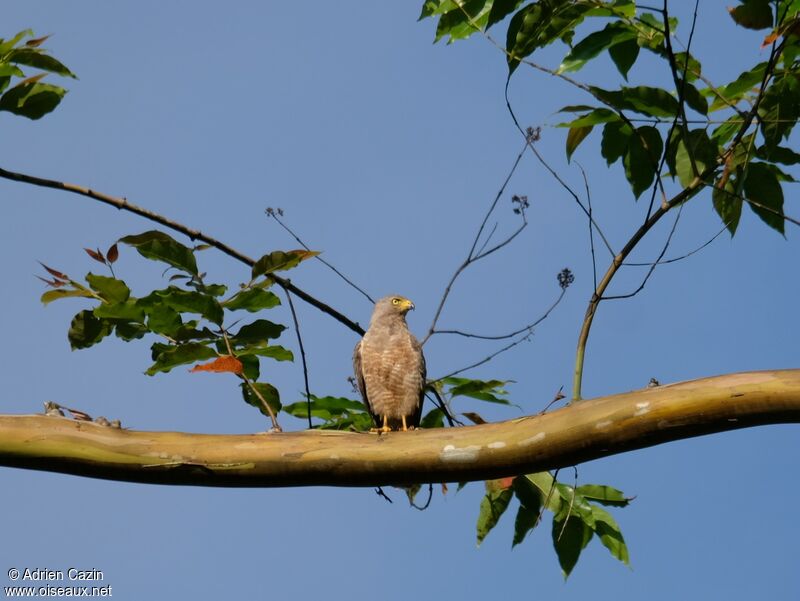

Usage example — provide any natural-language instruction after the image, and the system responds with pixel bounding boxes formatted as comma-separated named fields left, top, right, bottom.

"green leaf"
left=113, top=321, right=148, bottom=341
left=729, top=0, right=773, bottom=30
left=523, top=472, right=561, bottom=512
left=590, top=85, right=679, bottom=118
left=712, top=177, right=743, bottom=236
left=119, top=230, right=198, bottom=275
left=144, top=306, right=183, bottom=336
left=0, top=64, right=25, bottom=78
left=283, top=395, right=372, bottom=430
left=40, top=286, right=95, bottom=305
left=512, top=504, right=540, bottom=547
left=146, top=342, right=217, bottom=375
left=442, top=377, right=510, bottom=404
left=68, top=310, right=112, bottom=350
left=7, top=48, right=76, bottom=78
left=623, top=126, right=663, bottom=199
left=557, top=107, right=619, bottom=127
left=758, top=74, right=800, bottom=150
left=601, top=121, right=631, bottom=165
left=241, top=381, right=281, bottom=417
left=476, top=482, right=513, bottom=545
left=140, top=287, right=223, bottom=325
left=487, top=0, right=525, bottom=29
left=231, top=319, right=286, bottom=344
left=681, top=81, right=708, bottom=116
left=566, top=125, right=593, bottom=161
left=434, top=0, right=492, bottom=43
left=590, top=505, right=630, bottom=565
left=756, top=145, right=800, bottom=165
left=235, top=344, right=294, bottom=362
left=420, top=407, right=445, bottom=429
left=608, top=38, right=639, bottom=80
left=673, top=51, right=702, bottom=83
left=0, top=30, right=34, bottom=56
left=552, top=513, right=593, bottom=578
left=0, top=81, right=66, bottom=120
left=251, top=250, right=319, bottom=279
left=743, top=161, right=785, bottom=234
left=575, top=484, right=630, bottom=507
left=506, top=1, right=594, bottom=75
left=558, top=22, right=637, bottom=74
left=85, top=273, right=130, bottom=304
left=93, top=300, right=145, bottom=321
left=555, top=483, right=595, bottom=527
left=710, top=62, right=766, bottom=112
left=223, top=288, right=281, bottom=312
left=673, top=129, right=720, bottom=187
left=512, top=476, right=543, bottom=546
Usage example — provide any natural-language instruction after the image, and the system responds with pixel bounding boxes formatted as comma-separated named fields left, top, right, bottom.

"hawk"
left=353, top=295, right=426, bottom=432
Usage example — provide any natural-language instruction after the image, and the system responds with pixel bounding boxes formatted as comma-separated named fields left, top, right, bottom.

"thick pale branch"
left=1, top=370, right=798, bottom=487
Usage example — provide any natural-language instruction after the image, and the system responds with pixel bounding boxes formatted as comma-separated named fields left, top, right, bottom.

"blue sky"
left=1, top=2, right=798, bottom=599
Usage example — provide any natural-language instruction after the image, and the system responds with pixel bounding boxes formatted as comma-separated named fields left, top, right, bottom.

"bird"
left=353, top=295, right=426, bottom=432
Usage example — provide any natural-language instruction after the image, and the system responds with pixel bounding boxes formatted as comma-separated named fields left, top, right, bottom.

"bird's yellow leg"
left=401, top=415, right=408, bottom=432
left=370, top=415, right=392, bottom=434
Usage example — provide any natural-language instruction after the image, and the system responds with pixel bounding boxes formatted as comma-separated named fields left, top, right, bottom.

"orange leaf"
left=486, top=477, right=516, bottom=493
left=189, top=355, right=243, bottom=375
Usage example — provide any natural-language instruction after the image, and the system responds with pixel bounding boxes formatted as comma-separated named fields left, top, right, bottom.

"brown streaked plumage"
left=353, top=295, right=426, bottom=432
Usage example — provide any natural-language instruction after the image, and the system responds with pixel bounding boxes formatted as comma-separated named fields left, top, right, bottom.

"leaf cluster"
left=476, top=473, right=631, bottom=578
left=39, top=230, right=320, bottom=422
left=421, top=0, right=800, bottom=235
left=0, top=30, right=75, bottom=120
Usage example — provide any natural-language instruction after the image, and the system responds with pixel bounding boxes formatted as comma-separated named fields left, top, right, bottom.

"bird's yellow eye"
left=392, top=298, right=401, bottom=305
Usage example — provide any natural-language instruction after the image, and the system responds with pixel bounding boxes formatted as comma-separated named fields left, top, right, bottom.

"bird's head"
left=372, top=295, right=415, bottom=323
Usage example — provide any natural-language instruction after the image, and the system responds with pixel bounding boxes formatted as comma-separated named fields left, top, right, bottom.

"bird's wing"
left=353, top=340, right=378, bottom=423
left=411, top=334, right=427, bottom=426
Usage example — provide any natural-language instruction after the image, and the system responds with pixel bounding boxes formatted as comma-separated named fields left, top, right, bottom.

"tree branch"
left=1, top=370, right=798, bottom=487
left=0, top=166, right=365, bottom=336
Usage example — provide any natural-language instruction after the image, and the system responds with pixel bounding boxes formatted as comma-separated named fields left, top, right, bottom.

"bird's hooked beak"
left=403, top=299, right=415, bottom=312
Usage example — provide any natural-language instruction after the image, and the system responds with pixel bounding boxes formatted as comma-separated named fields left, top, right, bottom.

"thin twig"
left=423, top=143, right=529, bottom=344
left=425, top=388, right=460, bottom=427
left=602, top=194, right=686, bottom=301
left=623, top=222, right=729, bottom=267
left=220, top=330, right=282, bottom=431
left=0, top=166, right=365, bottom=336
left=577, top=163, right=598, bottom=290
left=410, top=483, right=434, bottom=511
left=538, top=386, right=566, bottom=415
left=432, top=331, right=533, bottom=382
left=267, top=209, right=375, bottom=304
left=432, top=287, right=565, bottom=340
left=284, top=289, right=313, bottom=429
left=375, top=487, right=393, bottom=503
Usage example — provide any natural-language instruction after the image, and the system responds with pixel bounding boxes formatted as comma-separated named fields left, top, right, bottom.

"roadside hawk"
left=353, top=295, right=426, bottom=432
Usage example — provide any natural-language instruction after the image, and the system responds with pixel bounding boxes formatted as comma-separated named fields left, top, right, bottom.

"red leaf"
left=25, top=34, right=51, bottom=47
left=38, top=261, right=68, bottom=281
left=36, top=275, right=65, bottom=288
left=84, top=247, right=106, bottom=264
left=189, top=355, right=243, bottom=375
left=106, top=243, right=119, bottom=264
left=462, top=411, right=487, bottom=425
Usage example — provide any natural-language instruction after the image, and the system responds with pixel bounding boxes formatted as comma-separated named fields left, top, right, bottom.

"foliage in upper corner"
left=38, top=230, right=320, bottom=423
left=0, top=30, right=75, bottom=120
left=420, top=1, right=800, bottom=236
